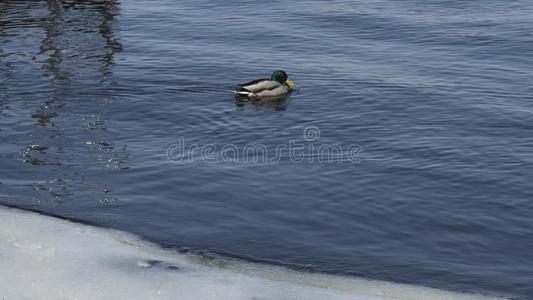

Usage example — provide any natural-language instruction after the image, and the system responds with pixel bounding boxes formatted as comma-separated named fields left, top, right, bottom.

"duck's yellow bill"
left=285, top=79, right=295, bottom=88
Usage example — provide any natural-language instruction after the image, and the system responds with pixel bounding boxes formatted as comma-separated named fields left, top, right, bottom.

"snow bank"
left=0, top=206, right=504, bottom=300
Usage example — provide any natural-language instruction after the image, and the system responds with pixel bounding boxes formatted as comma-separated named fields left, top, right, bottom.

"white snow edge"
left=0, top=205, right=505, bottom=300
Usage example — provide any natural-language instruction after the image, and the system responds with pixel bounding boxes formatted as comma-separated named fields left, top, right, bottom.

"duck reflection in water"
left=235, top=94, right=290, bottom=111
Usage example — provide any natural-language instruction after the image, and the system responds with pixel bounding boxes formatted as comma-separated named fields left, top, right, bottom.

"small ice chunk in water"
left=137, top=261, right=151, bottom=268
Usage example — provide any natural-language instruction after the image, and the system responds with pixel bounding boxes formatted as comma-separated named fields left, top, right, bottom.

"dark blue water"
left=1, top=0, right=532, bottom=298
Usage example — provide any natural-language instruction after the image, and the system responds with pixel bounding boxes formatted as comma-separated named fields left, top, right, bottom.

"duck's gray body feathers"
left=235, top=78, right=291, bottom=99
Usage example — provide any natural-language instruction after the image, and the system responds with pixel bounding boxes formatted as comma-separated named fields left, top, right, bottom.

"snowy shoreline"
left=0, top=205, right=504, bottom=300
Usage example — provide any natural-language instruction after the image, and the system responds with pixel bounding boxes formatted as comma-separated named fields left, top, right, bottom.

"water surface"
left=1, top=0, right=532, bottom=298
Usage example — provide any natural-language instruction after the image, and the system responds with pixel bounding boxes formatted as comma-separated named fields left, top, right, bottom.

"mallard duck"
left=235, top=70, right=295, bottom=99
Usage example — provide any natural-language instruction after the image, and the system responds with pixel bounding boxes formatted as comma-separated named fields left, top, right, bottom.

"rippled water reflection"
left=1, top=0, right=533, bottom=298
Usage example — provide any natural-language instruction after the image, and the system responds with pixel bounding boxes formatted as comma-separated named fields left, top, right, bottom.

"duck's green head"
left=271, top=70, right=288, bottom=83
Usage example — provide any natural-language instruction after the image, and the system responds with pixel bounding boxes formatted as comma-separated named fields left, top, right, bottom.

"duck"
left=235, top=70, right=295, bottom=99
